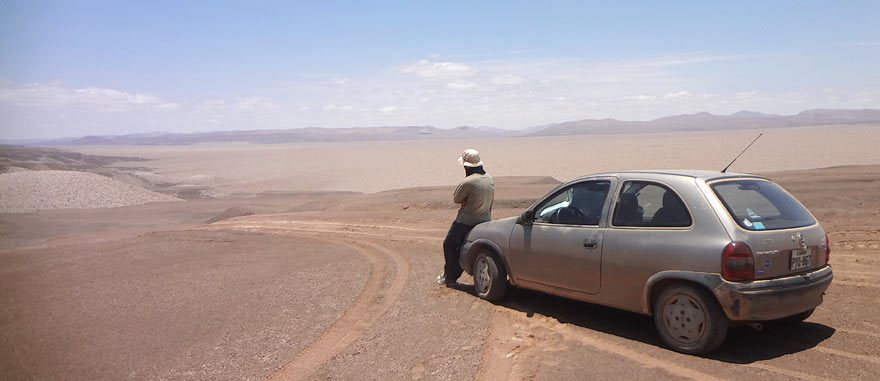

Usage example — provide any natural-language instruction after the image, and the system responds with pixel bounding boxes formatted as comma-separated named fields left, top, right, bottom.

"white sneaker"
left=436, top=272, right=446, bottom=285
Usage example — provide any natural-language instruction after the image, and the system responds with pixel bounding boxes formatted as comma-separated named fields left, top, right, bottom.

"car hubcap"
left=663, top=294, right=706, bottom=344
left=475, top=257, right=491, bottom=294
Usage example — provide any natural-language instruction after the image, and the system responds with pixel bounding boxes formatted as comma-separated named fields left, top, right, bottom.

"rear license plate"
left=790, top=249, right=811, bottom=271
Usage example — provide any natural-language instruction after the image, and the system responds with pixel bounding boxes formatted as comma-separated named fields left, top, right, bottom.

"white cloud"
left=446, top=81, right=476, bottom=90
left=73, top=87, right=161, bottom=105
left=398, top=59, right=476, bottom=80
left=663, top=91, right=691, bottom=99
left=319, top=103, right=356, bottom=112
left=620, top=94, right=656, bottom=101
left=195, top=99, right=227, bottom=112
left=636, top=54, right=746, bottom=67
left=490, top=74, right=524, bottom=85
left=0, top=83, right=178, bottom=110
left=235, top=96, right=279, bottom=111
left=2, top=50, right=876, bottom=139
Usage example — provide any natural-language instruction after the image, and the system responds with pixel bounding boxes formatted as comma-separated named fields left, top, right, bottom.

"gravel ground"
left=1, top=156, right=877, bottom=379
left=0, top=170, right=180, bottom=213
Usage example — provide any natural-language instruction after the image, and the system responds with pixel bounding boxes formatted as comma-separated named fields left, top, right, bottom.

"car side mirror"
left=518, top=210, right=535, bottom=225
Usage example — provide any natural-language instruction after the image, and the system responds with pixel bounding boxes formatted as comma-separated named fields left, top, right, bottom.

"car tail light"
left=722, top=241, right=754, bottom=281
left=825, top=233, right=831, bottom=264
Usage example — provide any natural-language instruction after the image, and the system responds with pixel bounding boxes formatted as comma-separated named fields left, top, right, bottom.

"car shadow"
left=450, top=282, right=835, bottom=362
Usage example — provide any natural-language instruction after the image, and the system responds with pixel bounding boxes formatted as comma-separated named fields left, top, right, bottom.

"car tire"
left=654, top=284, right=729, bottom=355
left=772, top=308, right=815, bottom=325
left=473, top=251, right=507, bottom=301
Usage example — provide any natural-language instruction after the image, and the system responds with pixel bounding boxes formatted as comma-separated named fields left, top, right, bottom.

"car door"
left=508, top=178, right=614, bottom=294
left=599, top=179, right=698, bottom=306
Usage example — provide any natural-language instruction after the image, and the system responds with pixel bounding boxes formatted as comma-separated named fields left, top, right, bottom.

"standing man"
left=438, top=149, right=495, bottom=286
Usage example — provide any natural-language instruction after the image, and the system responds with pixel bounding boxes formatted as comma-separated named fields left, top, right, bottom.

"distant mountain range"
left=531, top=108, right=880, bottom=136
left=13, top=108, right=880, bottom=145
left=30, top=126, right=514, bottom=145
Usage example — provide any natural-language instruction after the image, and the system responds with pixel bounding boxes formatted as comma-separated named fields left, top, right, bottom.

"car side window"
left=534, top=180, right=610, bottom=225
left=612, top=181, right=692, bottom=227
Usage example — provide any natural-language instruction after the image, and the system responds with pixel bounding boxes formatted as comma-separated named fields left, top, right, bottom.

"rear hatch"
left=709, top=178, right=828, bottom=280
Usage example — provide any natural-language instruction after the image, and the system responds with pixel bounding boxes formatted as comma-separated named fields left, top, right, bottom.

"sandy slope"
left=1, top=165, right=878, bottom=380
left=0, top=170, right=181, bottom=213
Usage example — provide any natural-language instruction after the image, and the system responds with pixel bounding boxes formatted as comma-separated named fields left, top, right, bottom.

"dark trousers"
left=442, top=221, right=476, bottom=283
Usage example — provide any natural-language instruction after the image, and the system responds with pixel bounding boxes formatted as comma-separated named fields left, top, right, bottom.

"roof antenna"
left=721, top=133, right=763, bottom=173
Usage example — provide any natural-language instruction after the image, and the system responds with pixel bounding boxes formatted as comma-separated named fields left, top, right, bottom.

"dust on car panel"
left=459, top=170, right=833, bottom=355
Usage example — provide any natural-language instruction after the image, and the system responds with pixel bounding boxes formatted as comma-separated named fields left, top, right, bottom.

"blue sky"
left=1, top=1, right=878, bottom=139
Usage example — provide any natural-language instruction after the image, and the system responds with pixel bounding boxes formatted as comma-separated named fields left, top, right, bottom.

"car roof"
left=571, top=170, right=769, bottom=183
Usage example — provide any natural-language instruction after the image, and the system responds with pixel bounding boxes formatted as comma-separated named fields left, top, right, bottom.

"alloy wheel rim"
left=475, top=257, right=490, bottom=293
left=662, top=294, right=706, bottom=344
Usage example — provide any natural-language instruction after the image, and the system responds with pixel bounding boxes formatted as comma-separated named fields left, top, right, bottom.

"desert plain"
left=1, top=124, right=880, bottom=380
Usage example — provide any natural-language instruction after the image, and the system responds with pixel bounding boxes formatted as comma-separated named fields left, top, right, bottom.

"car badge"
left=796, top=233, right=806, bottom=249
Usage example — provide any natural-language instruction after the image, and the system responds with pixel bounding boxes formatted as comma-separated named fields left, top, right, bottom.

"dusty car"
left=459, top=170, right=833, bottom=354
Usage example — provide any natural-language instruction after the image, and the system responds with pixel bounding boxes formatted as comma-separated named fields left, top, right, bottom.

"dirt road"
left=1, top=167, right=879, bottom=380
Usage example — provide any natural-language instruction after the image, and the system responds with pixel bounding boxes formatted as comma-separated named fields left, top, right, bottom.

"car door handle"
left=583, top=239, right=597, bottom=249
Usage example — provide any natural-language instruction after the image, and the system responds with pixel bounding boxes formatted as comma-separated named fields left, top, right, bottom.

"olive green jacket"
left=453, top=173, right=494, bottom=225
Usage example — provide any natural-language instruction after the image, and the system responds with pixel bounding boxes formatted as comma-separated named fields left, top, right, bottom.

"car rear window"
left=710, top=179, right=815, bottom=231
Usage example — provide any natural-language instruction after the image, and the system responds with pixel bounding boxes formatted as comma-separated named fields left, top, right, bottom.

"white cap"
left=457, top=148, right=483, bottom=167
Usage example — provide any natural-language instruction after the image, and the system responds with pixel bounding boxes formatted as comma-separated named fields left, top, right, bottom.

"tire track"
left=268, top=238, right=409, bottom=380
left=477, top=300, right=864, bottom=381
left=834, top=270, right=880, bottom=276
left=745, top=363, right=832, bottom=381
left=208, top=218, right=877, bottom=379
left=270, top=220, right=445, bottom=234
left=556, top=324, right=728, bottom=381
left=211, top=218, right=445, bottom=235
left=266, top=239, right=391, bottom=381
left=475, top=309, right=516, bottom=380
left=202, top=222, right=412, bottom=381
left=812, top=346, right=880, bottom=366
left=477, top=307, right=728, bottom=381
left=830, top=280, right=880, bottom=290
left=761, top=330, right=880, bottom=371
left=835, top=327, right=880, bottom=339
left=204, top=223, right=442, bottom=243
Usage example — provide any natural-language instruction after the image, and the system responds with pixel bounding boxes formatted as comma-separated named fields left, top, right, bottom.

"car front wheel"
left=654, top=284, right=729, bottom=355
left=473, top=251, right=507, bottom=301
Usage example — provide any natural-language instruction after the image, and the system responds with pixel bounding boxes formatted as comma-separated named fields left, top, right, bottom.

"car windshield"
left=710, top=179, right=815, bottom=231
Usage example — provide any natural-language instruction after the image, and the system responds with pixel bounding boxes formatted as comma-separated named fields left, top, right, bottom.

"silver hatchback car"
left=459, top=170, right=833, bottom=354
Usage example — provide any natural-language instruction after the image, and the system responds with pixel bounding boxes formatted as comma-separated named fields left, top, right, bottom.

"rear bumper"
left=713, top=265, right=833, bottom=321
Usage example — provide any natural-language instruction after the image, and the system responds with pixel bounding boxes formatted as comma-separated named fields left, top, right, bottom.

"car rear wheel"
left=473, top=251, right=507, bottom=301
left=654, top=284, right=728, bottom=355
